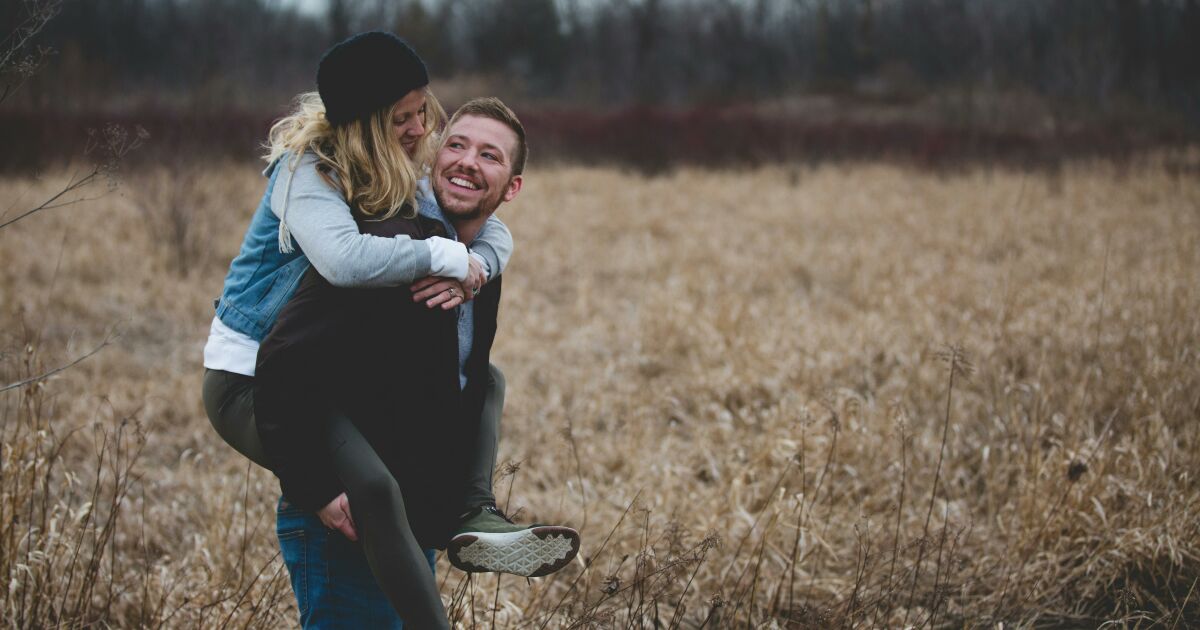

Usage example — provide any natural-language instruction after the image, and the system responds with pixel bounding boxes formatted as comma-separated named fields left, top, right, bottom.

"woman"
left=201, top=32, right=511, bottom=627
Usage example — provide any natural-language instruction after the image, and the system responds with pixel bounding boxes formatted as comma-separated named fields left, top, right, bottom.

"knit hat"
left=317, top=31, right=429, bottom=127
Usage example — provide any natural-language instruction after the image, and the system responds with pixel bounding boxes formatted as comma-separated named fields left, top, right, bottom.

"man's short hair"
left=447, top=97, right=527, bottom=176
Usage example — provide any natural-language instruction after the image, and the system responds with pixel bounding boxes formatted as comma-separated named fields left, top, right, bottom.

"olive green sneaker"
left=447, top=506, right=580, bottom=577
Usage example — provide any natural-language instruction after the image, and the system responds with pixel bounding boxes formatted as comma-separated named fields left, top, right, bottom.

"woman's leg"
left=461, top=363, right=505, bottom=510
left=326, top=412, right=450, bottom=630
left=202, top=368, right=269, bottom=467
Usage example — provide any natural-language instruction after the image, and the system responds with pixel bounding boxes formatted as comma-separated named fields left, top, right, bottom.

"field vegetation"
left=1, top=155, right=1198, bottom=627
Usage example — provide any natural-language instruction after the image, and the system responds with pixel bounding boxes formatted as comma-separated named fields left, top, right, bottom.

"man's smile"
left=447, top=174, right=481, bottom=191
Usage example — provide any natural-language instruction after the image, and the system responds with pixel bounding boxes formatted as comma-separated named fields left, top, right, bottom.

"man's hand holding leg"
left=318, top=492, right=358, bottom=541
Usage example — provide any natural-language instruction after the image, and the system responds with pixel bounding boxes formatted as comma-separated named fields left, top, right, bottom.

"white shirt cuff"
left=427, top=236, right=469, bottom=281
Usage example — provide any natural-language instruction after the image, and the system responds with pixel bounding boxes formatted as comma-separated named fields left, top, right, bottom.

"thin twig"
left=880, top=409, right=909, bottom=626
left=0, top=166, right=101, bottom=231
left=535, top=489, right=643, bottom=630
left=667, top=544, right=712, bottom=629
left=927, top=502, right=951, bottom=628
left=563, top=419, right=589, bottom=531
left=720, top=458, right=794, bottom=587
left=1169, top=576, right=1198, bottom=630
left=0, top=333, right=116, bottom=394
left=992, top=408, right=1120, bottom=619
left=903, top=346, right=963, bottom=627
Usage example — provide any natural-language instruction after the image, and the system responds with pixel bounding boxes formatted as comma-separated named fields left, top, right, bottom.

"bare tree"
left=0, top=0, right=61, bottom=106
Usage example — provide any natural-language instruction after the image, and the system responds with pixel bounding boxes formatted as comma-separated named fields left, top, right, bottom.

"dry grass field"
left=1, top=156, right=1198, bottom=628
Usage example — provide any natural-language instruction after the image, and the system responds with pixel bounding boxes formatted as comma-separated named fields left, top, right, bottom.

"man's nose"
left=457, top=149, right=479, bottom=171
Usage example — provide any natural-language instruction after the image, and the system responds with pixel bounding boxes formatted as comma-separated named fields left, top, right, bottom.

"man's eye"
left=482, top=152, right=498, bottom=161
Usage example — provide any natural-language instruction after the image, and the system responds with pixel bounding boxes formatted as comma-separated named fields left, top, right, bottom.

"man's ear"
left=501, top=175, right=523, bottom=203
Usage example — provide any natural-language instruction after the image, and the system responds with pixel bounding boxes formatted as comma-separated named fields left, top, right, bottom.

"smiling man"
left=257, top=97, right=580, bottom=628
left=434, top=102, right=525, bottom=222
left=418, top=98, right=582, bottom=577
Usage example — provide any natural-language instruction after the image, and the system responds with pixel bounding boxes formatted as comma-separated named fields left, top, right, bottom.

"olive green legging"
left=201, top=365, right=506, bottom=628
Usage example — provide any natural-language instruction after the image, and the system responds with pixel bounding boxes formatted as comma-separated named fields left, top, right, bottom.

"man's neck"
left=452, top=216, right=488, bottom=246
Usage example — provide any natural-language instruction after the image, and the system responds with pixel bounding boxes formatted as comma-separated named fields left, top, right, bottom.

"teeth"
left=450, top=177, right=478, bottom=190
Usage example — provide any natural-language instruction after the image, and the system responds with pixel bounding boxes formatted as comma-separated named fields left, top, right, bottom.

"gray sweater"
left=271, top=151, right=512, bottom=286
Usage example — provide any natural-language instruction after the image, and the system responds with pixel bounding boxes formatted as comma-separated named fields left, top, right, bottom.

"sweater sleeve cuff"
left=427, top=236, right=469, bottom=281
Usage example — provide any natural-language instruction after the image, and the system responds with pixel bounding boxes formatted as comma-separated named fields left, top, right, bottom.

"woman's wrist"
left=468, top=250, right=490, bottom=282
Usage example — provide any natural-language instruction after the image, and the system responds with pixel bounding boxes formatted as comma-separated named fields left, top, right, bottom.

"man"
left=262, top=98, right=579, bottom=628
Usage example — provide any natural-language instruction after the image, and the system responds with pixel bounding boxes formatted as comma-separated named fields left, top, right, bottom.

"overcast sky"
left=279, top=0, right=327, bottom=16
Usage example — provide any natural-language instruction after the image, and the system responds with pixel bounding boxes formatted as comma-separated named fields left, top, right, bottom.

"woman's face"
left=391, top=89, right=428, bottom=156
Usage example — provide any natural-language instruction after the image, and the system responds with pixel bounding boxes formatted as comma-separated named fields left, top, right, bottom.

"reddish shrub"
left=0, top=104, right=1188, bottom=173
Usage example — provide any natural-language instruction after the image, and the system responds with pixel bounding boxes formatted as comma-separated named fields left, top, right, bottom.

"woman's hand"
left=463, top=255, right=486, bottom=296
left=412, top=275, right=473, bottom=309
left=318, top=492, right=358, bottom=541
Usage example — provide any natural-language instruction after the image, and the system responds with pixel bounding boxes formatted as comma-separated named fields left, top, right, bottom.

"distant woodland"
left=4, top=0, right=1198, bottom=168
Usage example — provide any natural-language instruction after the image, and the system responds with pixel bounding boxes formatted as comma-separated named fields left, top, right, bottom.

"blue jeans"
left=276, top=498, right=437, bottom=629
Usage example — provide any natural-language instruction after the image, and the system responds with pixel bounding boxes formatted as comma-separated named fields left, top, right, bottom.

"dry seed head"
left=795, top=405, right=814, bottom=428
left=935, top=343, right=975, bottom=379
left=1067, top=459, right=1088, bottom=482
left=601, top=574, right=620, bottom=595
left=889, top=399, right=910, bottom=434
left=1116, top=587, right=1139, bottom=608
left=818, top=390, right=838, bottom=413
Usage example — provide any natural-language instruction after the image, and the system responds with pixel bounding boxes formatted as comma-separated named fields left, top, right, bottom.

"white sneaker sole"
left=448, top=526, right=580, bottom=577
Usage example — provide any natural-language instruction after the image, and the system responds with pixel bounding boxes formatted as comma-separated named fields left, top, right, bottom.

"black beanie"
left=317, top=31, right=429, bottom=128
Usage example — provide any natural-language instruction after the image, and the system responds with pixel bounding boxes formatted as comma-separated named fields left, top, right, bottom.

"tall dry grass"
left=0, top=155, right=1197, bottom=627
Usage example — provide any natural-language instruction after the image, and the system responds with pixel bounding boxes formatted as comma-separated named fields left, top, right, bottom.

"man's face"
left=432, top=115, right=522, bottom=221
left=391, top=89, right=427, bottom=156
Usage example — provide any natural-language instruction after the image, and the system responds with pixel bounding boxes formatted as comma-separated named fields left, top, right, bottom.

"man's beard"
left=434, top=191, right=484, bottom=222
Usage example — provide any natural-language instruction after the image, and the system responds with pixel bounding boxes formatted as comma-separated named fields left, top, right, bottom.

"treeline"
left=3, top=0, right=1198, bottom=171
left=5, top=0, right=1198, bottom=116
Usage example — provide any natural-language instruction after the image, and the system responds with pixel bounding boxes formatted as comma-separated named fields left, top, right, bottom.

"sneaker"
left=447, top=505, right=580, bottom=577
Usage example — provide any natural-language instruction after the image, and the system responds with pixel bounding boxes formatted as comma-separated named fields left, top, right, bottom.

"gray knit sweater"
left=270, top=151, right=512, bottom=286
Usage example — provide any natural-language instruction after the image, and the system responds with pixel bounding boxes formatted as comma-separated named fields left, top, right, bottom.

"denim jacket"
left=214, top=162, right=308, bottom=341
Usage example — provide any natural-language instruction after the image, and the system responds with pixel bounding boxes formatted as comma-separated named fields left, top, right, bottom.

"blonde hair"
left=264, top=88, right=447, bottom=223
